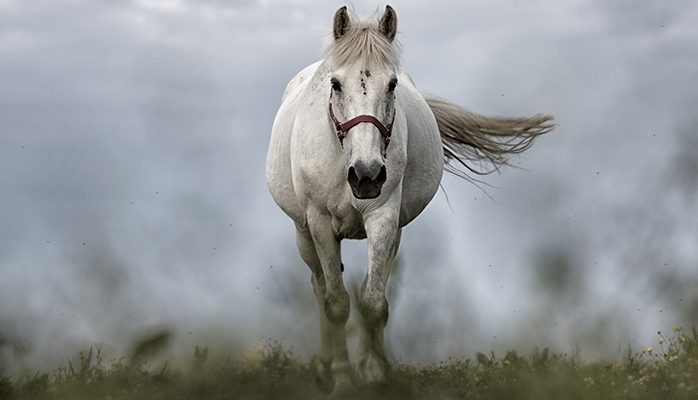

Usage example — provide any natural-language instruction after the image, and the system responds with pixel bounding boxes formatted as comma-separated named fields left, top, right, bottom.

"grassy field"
left=2, top=327, right=697, bottom=400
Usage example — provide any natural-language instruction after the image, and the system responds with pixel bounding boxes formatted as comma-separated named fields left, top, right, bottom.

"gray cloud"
left=1, top=0, right=697, bottom=374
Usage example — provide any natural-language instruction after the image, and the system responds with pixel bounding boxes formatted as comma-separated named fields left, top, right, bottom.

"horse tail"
left=422, top=93, right=555, bottom=179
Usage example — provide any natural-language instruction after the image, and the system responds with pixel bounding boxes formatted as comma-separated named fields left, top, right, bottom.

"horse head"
left=327, top=6, right=399, bottom=199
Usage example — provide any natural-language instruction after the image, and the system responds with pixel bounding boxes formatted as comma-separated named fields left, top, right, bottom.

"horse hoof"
left=315, top=375, right=334, bottom=395
left=357, top=356, right=389, bottom=384
left=331, top=376, right=356, bottom=399
left=311, top=356, right=334, bottom=394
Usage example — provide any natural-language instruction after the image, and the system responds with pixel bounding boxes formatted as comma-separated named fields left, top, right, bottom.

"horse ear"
left=379, top=5, right=397, bottom=42
left=333, top=6, right=351, bottom=40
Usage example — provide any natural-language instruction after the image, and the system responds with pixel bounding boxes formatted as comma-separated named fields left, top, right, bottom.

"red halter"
left=328, top=94, right=396, bottom=151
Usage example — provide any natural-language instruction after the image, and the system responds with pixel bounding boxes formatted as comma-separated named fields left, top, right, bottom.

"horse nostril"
left=375, top=165, right=387, bottom=185
left=347, top=166, right=359, bottom=186
left=348, top=161, right=385, bottom=183
left=347, top=163, right=387, bottom=199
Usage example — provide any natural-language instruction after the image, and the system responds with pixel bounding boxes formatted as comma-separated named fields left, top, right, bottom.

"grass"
left=1, top=327, right=697, bottom=399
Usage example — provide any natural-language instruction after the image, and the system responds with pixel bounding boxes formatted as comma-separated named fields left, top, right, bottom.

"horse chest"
left=329, top=205, right=367, bottom=240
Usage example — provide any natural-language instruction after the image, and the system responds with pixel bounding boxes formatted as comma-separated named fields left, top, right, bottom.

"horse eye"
left=331, top=78, right=342, bottom=92
left=388, top=77, right=398, bottom=92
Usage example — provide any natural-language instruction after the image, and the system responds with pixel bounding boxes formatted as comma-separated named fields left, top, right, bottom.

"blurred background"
left=1, top=0, right=696, bottom=373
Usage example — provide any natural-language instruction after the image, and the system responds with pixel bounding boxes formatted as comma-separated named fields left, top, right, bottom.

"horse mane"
left=423, top=94, right=556, bottom=179
left=323, top=10, right=400, bottom=68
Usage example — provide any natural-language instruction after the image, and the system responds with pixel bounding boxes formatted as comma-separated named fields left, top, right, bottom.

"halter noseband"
left=328, top=93, right=396, bottom=152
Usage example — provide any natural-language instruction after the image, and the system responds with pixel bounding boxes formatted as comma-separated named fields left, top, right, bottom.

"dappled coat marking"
left=265, top=5, right=554, bottom=395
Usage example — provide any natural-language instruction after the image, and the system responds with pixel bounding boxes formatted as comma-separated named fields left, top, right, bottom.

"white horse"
left=266, top=5, right=554, bottom=394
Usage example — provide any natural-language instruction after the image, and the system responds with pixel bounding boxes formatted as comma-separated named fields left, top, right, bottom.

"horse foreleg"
left=303, top=209, right=354, bottom=395
left=358, top=214, right=401, bottom=384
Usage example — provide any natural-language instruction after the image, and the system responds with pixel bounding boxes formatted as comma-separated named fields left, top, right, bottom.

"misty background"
left=1, top=0, right=697, bottom=373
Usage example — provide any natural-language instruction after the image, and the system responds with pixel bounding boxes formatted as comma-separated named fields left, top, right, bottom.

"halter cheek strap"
left=328, top=94, right=396, bottom=152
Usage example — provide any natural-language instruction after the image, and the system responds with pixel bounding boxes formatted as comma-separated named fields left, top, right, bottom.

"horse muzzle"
left=347, top=161, right=387, bottom=199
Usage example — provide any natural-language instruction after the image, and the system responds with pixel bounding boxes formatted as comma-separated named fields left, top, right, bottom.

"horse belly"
left=266, top=97, right=306, bottom=224
left=398, top=87, right=444, bottom=227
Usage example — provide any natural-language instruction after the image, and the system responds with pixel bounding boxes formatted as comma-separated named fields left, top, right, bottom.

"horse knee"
left=324, top=291, right=350, bottom=324
left=359, top=294, right=389, bottom=327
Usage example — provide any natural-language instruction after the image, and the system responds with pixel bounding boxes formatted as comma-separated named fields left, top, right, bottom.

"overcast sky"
left=1, top=0, right=697, bottom=372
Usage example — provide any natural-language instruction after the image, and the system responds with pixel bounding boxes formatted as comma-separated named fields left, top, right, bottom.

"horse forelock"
left=323, top=16, right=400, bottom=69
